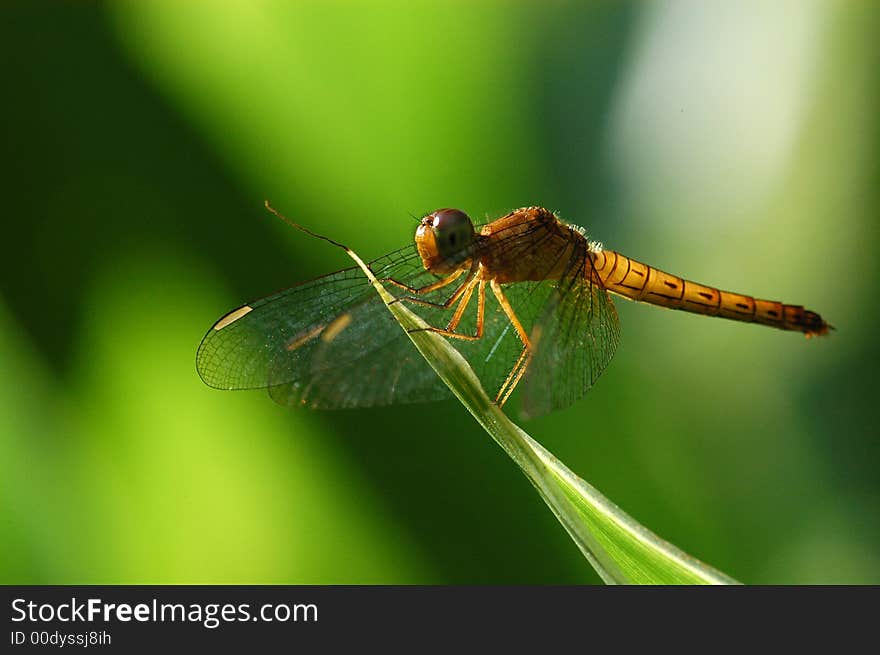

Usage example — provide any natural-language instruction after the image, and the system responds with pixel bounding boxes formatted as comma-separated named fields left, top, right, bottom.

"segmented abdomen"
left=589, top=250, right=830, bottom=337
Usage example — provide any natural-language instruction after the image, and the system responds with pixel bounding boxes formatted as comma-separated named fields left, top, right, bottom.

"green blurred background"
left=2, top=0, right=878, bottom=584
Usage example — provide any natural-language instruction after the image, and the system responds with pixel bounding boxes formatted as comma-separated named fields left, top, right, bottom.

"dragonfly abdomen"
left=591, top=250, right=830, bottom=337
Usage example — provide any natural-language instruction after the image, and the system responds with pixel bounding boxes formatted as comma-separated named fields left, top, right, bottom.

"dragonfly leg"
left=387, top=268, right=483, bottom=311
left=384, top=268, right=464, bottom=296
left=392, top=270, right=476, bottom=311
left=489, top=280, right=533, bottom=406
left=410, top=278, right=486, bottom=341
left=497, top=347, right=531, bottom=408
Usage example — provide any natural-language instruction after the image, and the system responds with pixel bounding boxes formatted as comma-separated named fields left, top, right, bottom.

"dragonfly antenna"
left=263, top=200, right=352, bottom=253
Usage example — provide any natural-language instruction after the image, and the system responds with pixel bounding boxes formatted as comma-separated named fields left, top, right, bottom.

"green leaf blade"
left=344, top=245, right=739, bottom=585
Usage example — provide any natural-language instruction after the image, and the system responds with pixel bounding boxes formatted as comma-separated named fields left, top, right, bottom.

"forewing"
left=519, top=249, right=621, bottom=418
left=266, top=286, right=454, bottom=408
left=196, top=245, right=454, bottom=408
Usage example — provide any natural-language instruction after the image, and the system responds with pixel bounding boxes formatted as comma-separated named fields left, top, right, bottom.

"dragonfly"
left=197, top=205, right=831, bottom=418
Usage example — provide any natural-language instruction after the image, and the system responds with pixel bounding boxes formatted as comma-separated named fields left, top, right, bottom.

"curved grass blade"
left=271, top=204, right=739, bottom=584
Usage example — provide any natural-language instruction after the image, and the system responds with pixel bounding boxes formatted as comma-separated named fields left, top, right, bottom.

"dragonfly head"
left=416, top=208, right=477, bottom=274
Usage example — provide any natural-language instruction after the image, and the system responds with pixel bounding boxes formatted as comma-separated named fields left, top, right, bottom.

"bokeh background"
left=2, top=0, right=878, bottom=584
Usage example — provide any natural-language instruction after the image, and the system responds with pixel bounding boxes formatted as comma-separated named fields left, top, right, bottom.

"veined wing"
left=197, top=244, right=455, bottom=408
left=519, top=241, right=621, bottom=418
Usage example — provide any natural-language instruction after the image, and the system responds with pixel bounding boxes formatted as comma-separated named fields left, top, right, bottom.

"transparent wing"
left=197, top=244, right=455, bottom=408
left=519, top=245, right=621, bottom=418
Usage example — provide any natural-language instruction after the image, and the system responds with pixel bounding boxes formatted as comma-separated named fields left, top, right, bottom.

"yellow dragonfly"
left=197, top=206, right=831, bottom=417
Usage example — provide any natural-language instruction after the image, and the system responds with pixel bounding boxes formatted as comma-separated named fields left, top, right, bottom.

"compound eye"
left=430, top=208, right=470, bottom=231
left=428, top=208, right=474, bottom=256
